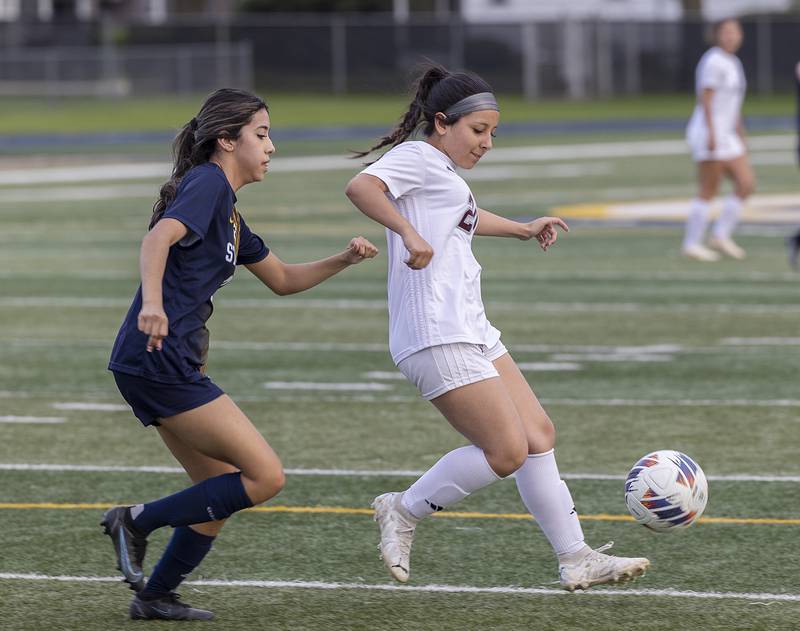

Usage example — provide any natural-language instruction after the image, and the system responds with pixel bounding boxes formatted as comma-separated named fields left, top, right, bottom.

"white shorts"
left=686, top=126, right=745, bottom=162
left=397, top=340, right=508, bottom=401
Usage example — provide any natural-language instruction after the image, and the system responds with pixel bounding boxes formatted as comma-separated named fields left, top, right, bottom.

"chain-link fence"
left=1, top=14, right=799, bottom=97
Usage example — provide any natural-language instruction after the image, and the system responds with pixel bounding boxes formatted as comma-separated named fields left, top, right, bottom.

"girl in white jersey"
left=683, top=18, right=755, bottom=262
left=346, top=66, right=650, bottom=591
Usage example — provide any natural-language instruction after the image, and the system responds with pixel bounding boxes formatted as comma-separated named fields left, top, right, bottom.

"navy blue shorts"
left=112, top=371, right=225, bottom=427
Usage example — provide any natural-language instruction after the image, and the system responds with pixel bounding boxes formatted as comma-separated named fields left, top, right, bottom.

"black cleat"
left=101, top=506, right=148, bottom=592
left=130, top=593, right=214, bottom=621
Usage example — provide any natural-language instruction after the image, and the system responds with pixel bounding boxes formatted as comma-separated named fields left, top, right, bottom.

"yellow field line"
left=0, top=502, right=798, bottom=526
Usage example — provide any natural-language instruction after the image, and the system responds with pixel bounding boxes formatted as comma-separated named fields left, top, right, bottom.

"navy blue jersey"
left=109, top=162, right=269, bottom=383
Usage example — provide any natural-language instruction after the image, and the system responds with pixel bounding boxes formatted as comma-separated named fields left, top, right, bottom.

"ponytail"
left=149, top=89, right=267, bottom=229
left=354, top=64, right=494, bottom=162
left=352, top=65, right=450, bottom=160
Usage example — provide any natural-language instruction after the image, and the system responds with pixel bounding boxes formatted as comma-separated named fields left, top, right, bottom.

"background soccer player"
left=683, top=18, right=755, bottom=262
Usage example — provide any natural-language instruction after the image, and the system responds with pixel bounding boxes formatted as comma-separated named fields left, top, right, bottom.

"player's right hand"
left=138, top=303, right=169, bottom=352
left=707, top=134, right=716, bottom=152
left=402, top=231, right=434, bottom=269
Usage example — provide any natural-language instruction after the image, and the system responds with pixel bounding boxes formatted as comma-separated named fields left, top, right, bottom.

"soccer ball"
left=624, top=450, right=708, bottom=532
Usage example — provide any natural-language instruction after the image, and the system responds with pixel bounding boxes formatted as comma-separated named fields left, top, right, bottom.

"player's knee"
left=245, top=461, right=285, bottom=505
left=487, top=444, right=528, bottom=477
left=530, top=417, right=556, bottom=452
left=192, top=519, right=227, bottom=537
left=738, top=179, right=754, bottom=199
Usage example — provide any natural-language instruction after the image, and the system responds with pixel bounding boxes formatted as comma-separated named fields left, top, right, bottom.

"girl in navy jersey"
left=346, top=66, right=650, bottom=591
left=104, top=88, right=377, bottom=621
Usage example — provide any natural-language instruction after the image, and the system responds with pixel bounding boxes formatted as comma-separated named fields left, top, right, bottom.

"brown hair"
left=150, top=88, right=267, bottom=228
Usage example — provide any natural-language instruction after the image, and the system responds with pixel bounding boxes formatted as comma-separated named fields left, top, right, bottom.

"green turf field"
left=0, top=92, right=795, bottom=134
left=1, top=102, right=799, bottom=629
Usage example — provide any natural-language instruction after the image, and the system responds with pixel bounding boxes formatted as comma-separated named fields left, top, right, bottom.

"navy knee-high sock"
left=140, top=526, right=215, bottom=599
left=130, top=471, right=253, bottom=535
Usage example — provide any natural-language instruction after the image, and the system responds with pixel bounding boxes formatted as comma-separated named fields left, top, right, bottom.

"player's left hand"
left=343, top=236, right=379, bottom=264
left=523, top=216, right=569, bottom=251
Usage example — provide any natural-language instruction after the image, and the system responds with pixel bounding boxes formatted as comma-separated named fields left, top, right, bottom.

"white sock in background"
left=712, top=195, right=744, bottom=240
left=683, top=198, right=712, bottom=249
left=514, top=449, right=586, bottom=557
left=401, top=445, right=502, bottom=519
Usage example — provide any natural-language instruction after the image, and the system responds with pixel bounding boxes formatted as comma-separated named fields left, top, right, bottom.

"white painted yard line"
left=550, top=353, right=673, bottom=363
left=1, top=463, right=798, bottom=483
left=516, top=362, right=582, bottom=371
left=3, top=269, right=798, bottom=283
left=51, top=402, right=128, bottom=411
left=0, top=573, right=797, bottom=602
left=263, top=381, right=394, bottom=391
left=721, top=337, right=800, bottom=346
left=4, top=296, right=800, bottom=314
left=217, top=340, right=387, bottom=352
left=0, top=416, right=65, bottom=424
left=1, top=135, right=789, bottom=186
left=543, top=398, right=800, bottom=407
left=480, top=134, right=792, bottom=163
left=363, top=371, right=407, bottom=380
left=0, top=184, right=155, bottom=203
left=462, top=162, right=612, bottom=182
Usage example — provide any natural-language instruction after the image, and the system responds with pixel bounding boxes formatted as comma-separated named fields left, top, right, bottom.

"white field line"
left=0, top=338, right=783, bottom=355
left=51, top=402, right=128, bottom=411
left=0, top=463, right=798, bottom=483
left=0, top=573, right=797, bottom=602
left=263, top=381, right=394, bottom=391
left=0, top=135, right=789, bottom=186
left=363, top=371, right=407, bottom=380
left=5, top=387, right=800, bottom=408
left=721, top=337, right=800, bottom=346
left=3, top=270, right=799, bottom=283
left=0, top=184, right=155, bottom=203
left=461, top=162, right=613, bottom=182
left=516, top=362, right=582, bottom=371
left=6, top=389, right=800, bottom=408
left=3, top=296, right=800, bottom=315
left=0, top=416, right=64, bottom=424
left=550, top=353, right=673, bottom=363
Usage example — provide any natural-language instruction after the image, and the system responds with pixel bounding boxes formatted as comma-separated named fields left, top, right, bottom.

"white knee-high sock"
left=712, top=195, right=743, bottom=240
left=514, top=449, right=586, bottom=557
left=401, top=445, right=502, bottom=519
left=683, top=198, right=711, bottom=249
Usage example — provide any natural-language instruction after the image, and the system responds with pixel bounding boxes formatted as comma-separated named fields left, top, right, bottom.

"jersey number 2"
left=458, top=206, right=477, bottom=233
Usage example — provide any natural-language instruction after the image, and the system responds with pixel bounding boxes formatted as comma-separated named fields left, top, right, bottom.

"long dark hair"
left=353, top=64, right=493, bottom=160
left=150, top=88, right=268, bottom=229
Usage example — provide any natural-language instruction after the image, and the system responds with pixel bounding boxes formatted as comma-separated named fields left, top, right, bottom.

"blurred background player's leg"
left=788, top=61, right=800, bottom=270
left=683, top=162, right=723, bottom=262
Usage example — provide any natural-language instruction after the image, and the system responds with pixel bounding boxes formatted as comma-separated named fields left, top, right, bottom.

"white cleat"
left=682, top=244, right=721, bottom=262
left=559, top=542, right=650, bottom=592
left=372, top=492, right=418, bottom=583
left=708, top=237, right=746, bottom=260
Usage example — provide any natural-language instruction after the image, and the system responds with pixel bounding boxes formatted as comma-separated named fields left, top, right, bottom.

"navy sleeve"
left=237, top=214, right=269, bottom=265
left=163, top=170, right=228, bottom=244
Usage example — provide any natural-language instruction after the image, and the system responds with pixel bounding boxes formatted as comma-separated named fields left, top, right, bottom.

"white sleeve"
left=361, top=143, right=426, bottom=200
left=698, top=54, right=725, bottom=91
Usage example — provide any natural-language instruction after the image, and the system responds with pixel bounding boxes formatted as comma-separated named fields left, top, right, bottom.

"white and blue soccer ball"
left=624, top=450, right=708, bottom=532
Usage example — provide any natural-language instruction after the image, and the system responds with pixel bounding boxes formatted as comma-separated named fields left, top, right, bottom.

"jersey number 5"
left=225, top=242, right=236, bottom=264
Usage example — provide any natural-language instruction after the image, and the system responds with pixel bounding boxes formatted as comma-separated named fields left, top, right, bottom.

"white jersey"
left=361, top=141, right=501, bottom=365
left=686, top=47, right=746, bottom=161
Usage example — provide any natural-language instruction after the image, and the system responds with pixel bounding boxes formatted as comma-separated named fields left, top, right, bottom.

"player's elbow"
left=345, top=175, right=370, bottom=205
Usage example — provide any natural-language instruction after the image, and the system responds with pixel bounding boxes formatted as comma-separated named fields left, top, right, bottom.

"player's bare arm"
left=245, top=236, right=378, bottom=295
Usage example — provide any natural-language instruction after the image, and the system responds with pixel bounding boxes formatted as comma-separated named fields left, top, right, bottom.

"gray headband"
left=443, top=92, right=499, bottom=117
